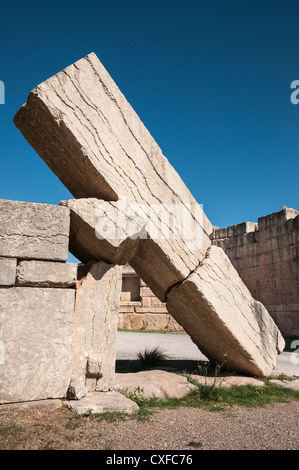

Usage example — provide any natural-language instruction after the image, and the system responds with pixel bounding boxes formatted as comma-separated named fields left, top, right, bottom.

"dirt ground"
left=0, top=399, right=298, bottom=451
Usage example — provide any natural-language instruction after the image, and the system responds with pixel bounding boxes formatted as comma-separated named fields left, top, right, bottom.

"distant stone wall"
left=212, top=207, right=299, bottom=337
left=118, top=265, right=183, bottom=331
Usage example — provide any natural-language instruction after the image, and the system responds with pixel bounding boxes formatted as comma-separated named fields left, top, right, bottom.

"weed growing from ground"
left=137, top=346, right=168, bottom=369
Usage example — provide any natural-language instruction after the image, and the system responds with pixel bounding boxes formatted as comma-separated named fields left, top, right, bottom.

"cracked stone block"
left=69, top=261, right=122, bottom=394
left=0, top=199, right=70, bottom=261
left=0, top=287, right=75, bottom=404
left=16, top=260, right=77, bottom=287
left=0, top=258, right=17, bottom=286
left=166, top=246, right=285, bottom=376
left=13, top=52, right=213, bottom=296
left=13, top=52, right=284, bottom=376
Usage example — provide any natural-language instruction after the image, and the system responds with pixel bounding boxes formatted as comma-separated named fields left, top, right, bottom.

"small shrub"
left=187, top=441, right=203, bottom=448
left=137, top=346, right=168, bottom=369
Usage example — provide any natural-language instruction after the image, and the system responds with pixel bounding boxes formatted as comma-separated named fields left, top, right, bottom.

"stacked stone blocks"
left=0, top=199, right=121, bottom=404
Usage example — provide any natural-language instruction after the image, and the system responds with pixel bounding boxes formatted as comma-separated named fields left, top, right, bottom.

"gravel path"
left=1, top=332, right=298, bottom=451
left=0, top=400, right=298, bottom=450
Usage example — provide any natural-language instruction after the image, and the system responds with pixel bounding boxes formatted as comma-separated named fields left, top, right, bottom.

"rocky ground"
left=1, top=355, right=299, bottom=452
left=0, top=400, right=298, bottom=451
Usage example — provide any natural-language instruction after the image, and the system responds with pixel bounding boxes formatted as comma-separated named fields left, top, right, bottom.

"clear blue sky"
left=0, top=0, right=298, bottom=233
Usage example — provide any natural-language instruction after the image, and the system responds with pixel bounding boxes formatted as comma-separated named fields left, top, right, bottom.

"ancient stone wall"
left=118, top=265, right=183, bottom=331
left=121, top=207, right=299, bottom=338
left=212, top=207, right=299, bottom=337
left=0, top=200, right=76, bottom=404
left=0, top=199, right=121, bottom=404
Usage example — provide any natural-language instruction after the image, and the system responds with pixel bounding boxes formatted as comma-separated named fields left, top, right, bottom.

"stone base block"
left=0, top=287, right=75, bottom=404
left=64, top=391, right=139, bottom=415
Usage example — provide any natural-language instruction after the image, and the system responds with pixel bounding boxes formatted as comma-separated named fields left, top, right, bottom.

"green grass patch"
left=0, top=423, right=26, bottom=450
left=71, top=380, right=299, bottom=426
left=121, top=381, right=299, bottom=415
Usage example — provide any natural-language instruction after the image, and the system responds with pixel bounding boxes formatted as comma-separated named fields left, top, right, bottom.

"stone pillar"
left=68, top=261, right=122, bottom=399
left=0, top=199, right=77, bottom=404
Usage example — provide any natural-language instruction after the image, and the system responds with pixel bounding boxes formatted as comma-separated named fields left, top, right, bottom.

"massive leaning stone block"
left=13, top=53, right=212, bottom=301
left=167, top=246, right=285, bottom=376
left=0, top=287, right=75, bottom=403
left=0, top=199, right=70, bottom=261
left=13, top=53, right=284, bottom=376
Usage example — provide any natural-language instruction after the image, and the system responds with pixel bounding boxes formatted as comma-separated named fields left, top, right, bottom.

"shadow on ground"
left=115, top=359, right=241, bottom=377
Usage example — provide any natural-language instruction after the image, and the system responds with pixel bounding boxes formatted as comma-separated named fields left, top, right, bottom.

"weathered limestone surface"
left=65, top=391, right=139, bottom=415
left=114, top=370, right=196, bottom=399
left=167, top=246, right=285, bottom=377
left=0, top=258, right=17, bottom=286
left=59, top=198, right=145, bottom=266
left=0, top=287, right=75, bottom=404
left=16, top=260, right=77, bottom=287
left=212, top=207, right=299, bottom=336
left=13, top=53, right=212, bottom=301
left=13, top=53, right=284, bottom=376
left=69, top=261, right=122, bottom=397
left=0, top=199, right=70, bottom=261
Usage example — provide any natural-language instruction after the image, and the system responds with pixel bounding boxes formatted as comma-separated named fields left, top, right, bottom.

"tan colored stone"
left=0, top=199, right=70, bottom=261
left=114, top=370, right=196, bottom=399
left=13, top=53, right=284, bottom=376
left=16, top=260, right=77, bottom=287
left=13, top=53, right=212, bottom=299
left=118, top=313, right=183, bottom=331
left=69, top=261, right=122, bottom=395
left=166, top=246, right=285, bottom=377
left=0, top=399, right=62, bottom=413
left=269, top=379, right=299, bottom=390
left=0, top=287, right=75, bottom=404
left=0, top=258, right=17, bottom=286
left=212, top=206, right=299, bottom=337
left=64, top=391, right=139, bottom=415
